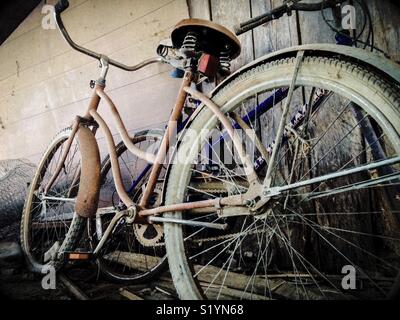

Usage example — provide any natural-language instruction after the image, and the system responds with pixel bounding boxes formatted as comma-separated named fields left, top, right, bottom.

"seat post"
left=139, top=68, right=194, bottom=209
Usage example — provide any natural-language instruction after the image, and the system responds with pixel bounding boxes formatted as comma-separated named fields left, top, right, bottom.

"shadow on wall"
left=0, top=159, right=36, bottom=241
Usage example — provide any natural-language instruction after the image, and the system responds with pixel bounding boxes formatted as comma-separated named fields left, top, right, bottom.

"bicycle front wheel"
left=20, top=127, right=85, bottom=273
left=164, top=56, right=400, bottom=299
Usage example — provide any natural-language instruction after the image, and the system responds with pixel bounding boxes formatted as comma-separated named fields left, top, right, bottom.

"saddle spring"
left=219, top=51, right=231, bottom=75
left=180, top=32, right=199, bottom=57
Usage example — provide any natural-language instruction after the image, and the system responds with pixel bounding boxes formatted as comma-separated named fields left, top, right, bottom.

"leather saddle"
left=171, top=18, right=241, bottom=59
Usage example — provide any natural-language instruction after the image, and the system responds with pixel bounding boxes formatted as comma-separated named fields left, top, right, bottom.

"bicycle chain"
left=147, top=221, right=273, bottom=247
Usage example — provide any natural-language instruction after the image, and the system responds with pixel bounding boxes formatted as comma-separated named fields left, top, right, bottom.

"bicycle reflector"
left=198, top=53, right=219, bottom=78
left=67, top=252, right=92, bottom=261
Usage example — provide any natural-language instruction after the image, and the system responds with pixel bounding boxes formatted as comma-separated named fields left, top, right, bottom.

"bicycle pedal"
left=66, top=252, right=93, bottom=261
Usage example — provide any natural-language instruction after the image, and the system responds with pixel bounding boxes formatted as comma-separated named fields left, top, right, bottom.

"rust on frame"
left=74, top=126, right=101, bottom=218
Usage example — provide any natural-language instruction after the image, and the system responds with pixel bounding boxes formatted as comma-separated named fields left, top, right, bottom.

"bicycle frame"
left=43, top=57, right=257, bottom=225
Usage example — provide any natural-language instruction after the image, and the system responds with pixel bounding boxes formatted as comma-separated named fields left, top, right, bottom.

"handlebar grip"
left=234, top=23, right=251, bottom=36
left=234, top=19, right=266, bottom=36
left=233, top=24, right=242, bottom=36
left=55, top=0, right=70, bottom=14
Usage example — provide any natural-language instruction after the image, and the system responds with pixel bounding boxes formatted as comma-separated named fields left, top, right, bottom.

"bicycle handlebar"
left=234, top=0, right=346, bottom=35
left=53, top=0, right=163, bottom=72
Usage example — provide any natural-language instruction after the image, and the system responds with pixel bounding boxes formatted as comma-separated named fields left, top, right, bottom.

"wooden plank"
left=0, top=71, right=178, bottom=161
left=0, top=0, right=189, bottom=162
left=59, top=273, right=90, bottom=300
left=0, top=0, right=177, bottom=80
left=250, top=0, right=274, bottom=58
left=202, top=286, right=269, bottom=300
left=0, top=1, right=187, bottom=96
left=119, top=288, right=144, bottom=300
left=0, top=1, right=187, bottom=119
left=366, top=0, right=400, bottom=62
left=210, top=0, right=254, bottom=70
left=103, top=251, right=162, bottom=272
left=297, top=0, right=335, bottom=44
left=106, top=251, right=278, bottom=298
left=3, top=0, right=88, bottom=44
left=188, top=0, right=211, bottom=20
left=193, top=263, right=281, bottom=298
left=268, top=0, right=299, bottom=50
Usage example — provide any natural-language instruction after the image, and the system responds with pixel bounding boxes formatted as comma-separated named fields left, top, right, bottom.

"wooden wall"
left=0, top=0, right=189, bottom=163
left=189, top=0, right=399, bottom=68
left=0, top=0, right=399, bottom=164
left=186, top=0, right=400, bottom=265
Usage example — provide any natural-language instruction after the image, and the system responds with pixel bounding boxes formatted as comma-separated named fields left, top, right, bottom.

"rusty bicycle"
left=21, top=0, right=400, bottom=299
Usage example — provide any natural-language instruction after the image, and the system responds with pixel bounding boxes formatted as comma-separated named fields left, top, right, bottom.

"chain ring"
left=133, top=185, right=262, bottom=247
left=134, top=186, right=164, bottom=247
left=133, top=223, right=164, bottom=247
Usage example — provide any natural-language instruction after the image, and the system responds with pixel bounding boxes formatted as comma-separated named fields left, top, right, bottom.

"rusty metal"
left=93, top=210, right=128, bottom=255
left=74, top=126, right=101, bottom=218
left=55, top=4, right=164, bottom=72
left=139, top=195, right=243, bottom=217
left=45, top=86, right=103, bottom=195
left=139, top=69, right=194, bottom=208
left=141, top=198, right=219, bottom=216
left=95, top=87, right=156, bottom=164
left=88, top=109, right=134, bottom=209
left=137, top=87, right=277, bottom=219
left=67, top=124, right=97, bottom=198
left=83, top=84, right=103, bottom=119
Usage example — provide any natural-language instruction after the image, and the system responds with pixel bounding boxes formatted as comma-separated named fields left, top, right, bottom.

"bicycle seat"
left=171, top=18, right=241, bottom=59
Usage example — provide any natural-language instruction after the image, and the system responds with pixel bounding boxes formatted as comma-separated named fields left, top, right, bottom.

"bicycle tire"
left=20, top=127, right=86, bottom=273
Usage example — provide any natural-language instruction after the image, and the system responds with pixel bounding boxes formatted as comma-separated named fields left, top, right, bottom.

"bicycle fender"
left=75, top=126, right=101, bottom=218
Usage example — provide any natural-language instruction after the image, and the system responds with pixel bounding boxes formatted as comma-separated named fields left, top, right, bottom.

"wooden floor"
left=0, top=242, right=393, bottom=300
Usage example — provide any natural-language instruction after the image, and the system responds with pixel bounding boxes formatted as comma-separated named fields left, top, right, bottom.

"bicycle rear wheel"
left=164, top=56, right=400, bottom=299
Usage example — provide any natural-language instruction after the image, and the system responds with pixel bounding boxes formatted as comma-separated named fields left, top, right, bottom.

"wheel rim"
left=23, top=130, right=81, bottom=271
